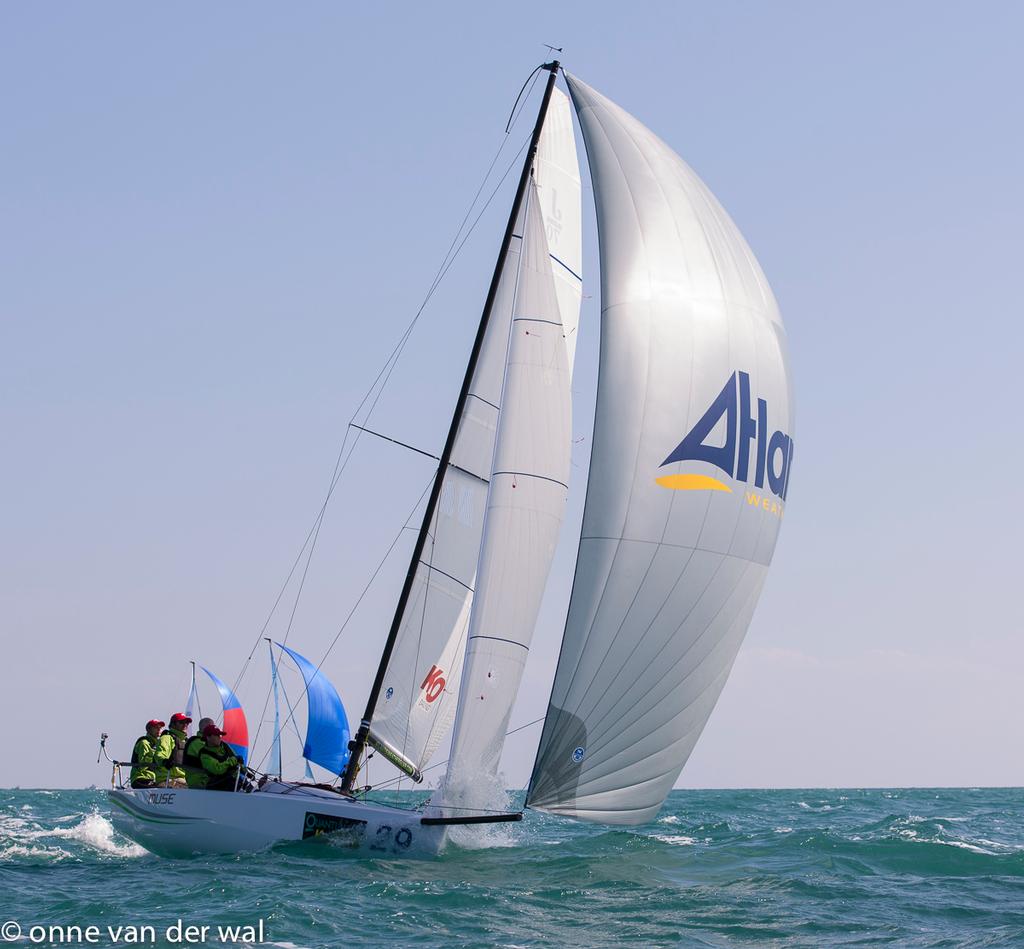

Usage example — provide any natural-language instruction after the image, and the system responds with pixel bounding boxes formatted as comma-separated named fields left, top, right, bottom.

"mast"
left=341, top=60, right=562, bottom=792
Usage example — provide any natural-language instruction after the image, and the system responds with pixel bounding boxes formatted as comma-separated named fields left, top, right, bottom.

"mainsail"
left=442, top=179, right=571, bottom=805
left=527, top=75, right=795, bottom=824
left=368, top=86, right=582, bottom=774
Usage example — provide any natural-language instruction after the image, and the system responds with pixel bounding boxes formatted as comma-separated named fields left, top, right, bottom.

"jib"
left=419, top=665, right=446, bottom=703
left=661, top=371, right=793, bottom=500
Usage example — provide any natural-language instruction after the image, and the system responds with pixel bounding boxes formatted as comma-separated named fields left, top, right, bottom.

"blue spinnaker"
left=276, top=644, right=350, bottom=776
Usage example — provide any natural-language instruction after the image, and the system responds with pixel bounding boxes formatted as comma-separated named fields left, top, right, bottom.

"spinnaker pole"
left=341, top=61, right=562, bottom=793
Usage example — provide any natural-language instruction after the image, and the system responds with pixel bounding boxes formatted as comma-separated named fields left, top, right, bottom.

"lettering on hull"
left=302, top=811, right=367, bottom=847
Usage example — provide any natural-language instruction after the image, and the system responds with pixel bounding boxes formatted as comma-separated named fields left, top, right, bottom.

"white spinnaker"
left=372, top=105, right=583, bottom=772
left=442, top=181, right=571, bottom=807
left=527, top=75, right=794, bottom=824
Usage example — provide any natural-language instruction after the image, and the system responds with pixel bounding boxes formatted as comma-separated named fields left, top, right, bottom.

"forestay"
left=442, top=180, right=571, bottom=807
left=371, top=99, right=582, bottom=773
left=527, top=74, right=795, bottom=824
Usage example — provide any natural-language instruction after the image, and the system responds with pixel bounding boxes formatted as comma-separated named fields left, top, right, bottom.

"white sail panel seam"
left=416, top=561, right=475, bottom=593
left=569, top=541, right=715, bottom=730
left=575, top=562, right=762, bottom=772
left=549, top=254, right=583, bottom=282
left=467, top=634, right=530, bottom=651
left=576, top=530, right=760, bottom=740
left=491, top=470, right=569, bottom=490
left=575, top=602, right=760, bottom=796
left=466, top=392, right=500, bottom=412
left=512, top=317, right=563, bottom=327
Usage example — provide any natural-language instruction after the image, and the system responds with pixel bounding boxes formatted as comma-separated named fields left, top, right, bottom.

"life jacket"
left=164, top=727, right=188, bottom=767
left=183, top=735, right=206, bottom=771
left=130, top=736, right=150, bottom=765
left=182, top=735, right=209, bottom=789
left=199, top=741, right=238, bottom=784
left=202, top=742, right=234, bottom=765
left=129, top=735, right=159, bottom=785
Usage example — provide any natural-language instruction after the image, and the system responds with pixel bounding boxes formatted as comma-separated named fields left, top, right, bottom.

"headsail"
left=369, top=86, right=582, bottom=776
left=527, top=75, right=794, bottom=825
left=441, top=179, right=571, bottom=807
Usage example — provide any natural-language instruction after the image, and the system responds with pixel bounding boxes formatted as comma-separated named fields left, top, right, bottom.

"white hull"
left=109, top=782, right=446, bottom=858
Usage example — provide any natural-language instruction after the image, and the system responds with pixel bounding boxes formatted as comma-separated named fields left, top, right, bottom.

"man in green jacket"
left=199, top=724, right=241, bottom=792
left=158, top=713, right=192, bottom=787
left=129, top=720, right=165, bottom=788
left=183, top=718, right=215, bottom=789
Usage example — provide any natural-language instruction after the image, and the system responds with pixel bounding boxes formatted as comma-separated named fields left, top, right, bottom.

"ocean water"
left=1, top=788, right=1021, bottom=948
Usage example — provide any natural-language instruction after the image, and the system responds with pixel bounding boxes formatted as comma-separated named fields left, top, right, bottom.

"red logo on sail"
left=419, top=665, right=446, bottom=703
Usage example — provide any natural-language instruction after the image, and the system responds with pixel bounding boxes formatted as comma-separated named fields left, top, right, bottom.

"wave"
left=651, top=834, right=697, bottom=846
left=0, top=808, right=145, bottom=861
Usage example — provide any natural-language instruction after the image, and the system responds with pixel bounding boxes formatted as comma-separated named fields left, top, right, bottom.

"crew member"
left=199, top=724, right=241, bottom=792
left=158, top=713, right=192, bottom=787
left=183, top=717, right=215, bottom=788
left=129, top=720, right=165, bottom=788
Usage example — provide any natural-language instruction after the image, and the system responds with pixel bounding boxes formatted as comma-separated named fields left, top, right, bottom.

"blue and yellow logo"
left=657, top=371, right=793, bottom=507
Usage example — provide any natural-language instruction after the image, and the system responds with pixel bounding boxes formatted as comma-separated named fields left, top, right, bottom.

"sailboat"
left=107, top=60, right=793, bottom=857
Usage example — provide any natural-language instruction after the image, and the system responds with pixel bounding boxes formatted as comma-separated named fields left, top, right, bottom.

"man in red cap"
left=198, top=723, right=242, bottom=792
left=129, top=720, right=165, bottom=788
left=157, top=713, right=193, bottom=788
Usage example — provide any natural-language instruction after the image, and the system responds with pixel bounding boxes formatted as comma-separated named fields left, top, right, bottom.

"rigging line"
left=505, top=65, right=543, bottom=133
left=251, top=646, right=317, bottom=774
left=241, top=129, right=535, bottom=718
left=348, top=424, right=440, bottom=462
left=268, top=475, right=436, bottom=749
left=230, top=129, right=532, bottom=695
left=279, top=129, right=531, bottom=511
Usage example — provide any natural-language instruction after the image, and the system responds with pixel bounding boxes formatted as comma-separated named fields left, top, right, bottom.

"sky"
left=2, top=2, right=1021, bottom=791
